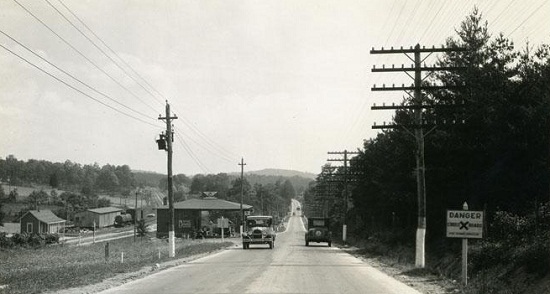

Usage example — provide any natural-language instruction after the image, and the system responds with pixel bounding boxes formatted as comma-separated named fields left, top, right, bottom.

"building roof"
left=88, top=207, right=123, bottom=214
left=160, top=197, right=252, bottom=211
left=24, top=210, right=66, bottom=224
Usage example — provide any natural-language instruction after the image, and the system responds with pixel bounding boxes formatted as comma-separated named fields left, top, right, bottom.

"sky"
left=0, top=0, right=548, bottom=176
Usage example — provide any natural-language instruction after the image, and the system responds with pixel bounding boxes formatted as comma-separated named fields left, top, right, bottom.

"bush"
left=11, top=233, right=30, bottom=246
left=0, top=232, right=15, bottom=248
left=44, top=233, right=59, bottom=244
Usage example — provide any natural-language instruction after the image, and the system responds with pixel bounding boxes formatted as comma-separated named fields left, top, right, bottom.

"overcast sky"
left=1, top=0, right=548, bottom=176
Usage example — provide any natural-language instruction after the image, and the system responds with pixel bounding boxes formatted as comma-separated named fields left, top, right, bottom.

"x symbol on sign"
left=459, top=221, right=469, bottom=230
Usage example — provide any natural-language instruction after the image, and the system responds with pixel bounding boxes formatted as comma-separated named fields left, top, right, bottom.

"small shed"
left=20, top=210, right=66, bottom=234
left=74, top=207, right=123, bottom=228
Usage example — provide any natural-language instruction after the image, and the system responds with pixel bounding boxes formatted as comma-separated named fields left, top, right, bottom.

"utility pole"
left=327, top=150, right=359, bottom=244
left=158, top=102, right=178, bottom=258
left=134, top=189, right=138, bottom=242
left=238, top=158, right=246, bottom=234
left=370, top=44, right=466, bottom=268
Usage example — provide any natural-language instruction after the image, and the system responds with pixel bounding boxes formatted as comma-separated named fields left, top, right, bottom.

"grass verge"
left=0, top=236, right=234, bottom=294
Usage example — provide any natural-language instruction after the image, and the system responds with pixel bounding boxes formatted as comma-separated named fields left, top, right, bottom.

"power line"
left=46, top=0, right=239, bottom=165
left=0, top=42, right=161, bottom=129
left=0, top=29, right=156, bottom=122
left=507, top=1, right=549, bottom=37
left=53, top=0, right=166, bottom=107
left=12, top=0, right=160, bottom=113
left=174, top=131, right=211, bottom=174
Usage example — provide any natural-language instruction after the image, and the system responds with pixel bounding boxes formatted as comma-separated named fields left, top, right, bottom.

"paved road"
left=100, top=215, right=421, bottom=294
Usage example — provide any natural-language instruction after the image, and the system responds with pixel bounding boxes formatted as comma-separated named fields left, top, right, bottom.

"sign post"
left=446, top=202, right=484, bottom=286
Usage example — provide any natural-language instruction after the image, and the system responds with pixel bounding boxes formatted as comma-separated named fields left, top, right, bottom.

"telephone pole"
left=238, top=158, right=246, bottom=234
left=158, top=102, right=178, bottom=257
left=327, top=150, right=359, bottom=244
left=370, top=44, right=466, bottom=268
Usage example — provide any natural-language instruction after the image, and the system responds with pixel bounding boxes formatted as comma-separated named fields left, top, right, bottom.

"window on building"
left=26, top=222, right=33, bottom=233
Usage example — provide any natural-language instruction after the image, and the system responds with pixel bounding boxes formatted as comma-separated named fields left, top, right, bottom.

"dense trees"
left=305, top=9, right=550, bottom=243
left=0, top=156, right=136, bottom=193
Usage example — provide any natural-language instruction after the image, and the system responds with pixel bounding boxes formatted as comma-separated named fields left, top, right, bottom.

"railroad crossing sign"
left=446, top=210, right=484, bottom=239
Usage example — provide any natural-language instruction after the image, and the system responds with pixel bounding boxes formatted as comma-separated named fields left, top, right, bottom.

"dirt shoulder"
left=48, top=238, right=241, bottom=294
left=340, top=245, right=461, bottom=294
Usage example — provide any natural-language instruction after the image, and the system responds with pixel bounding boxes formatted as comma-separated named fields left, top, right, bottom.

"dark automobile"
left=305, top=217, right=332, bottom=247
left=242, top=215, right=276, bottom=249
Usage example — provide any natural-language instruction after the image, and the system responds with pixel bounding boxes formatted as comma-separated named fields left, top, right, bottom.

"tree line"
left=0, top=155, right=136, bottom=194
left=305, top=9, right=550, bottom=249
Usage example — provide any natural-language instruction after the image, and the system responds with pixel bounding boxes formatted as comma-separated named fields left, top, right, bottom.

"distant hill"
left=245, top=169, right=316, bottom=179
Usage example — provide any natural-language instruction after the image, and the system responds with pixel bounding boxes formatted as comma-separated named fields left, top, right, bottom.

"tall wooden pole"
left=159, top=102, right=177, bottom=257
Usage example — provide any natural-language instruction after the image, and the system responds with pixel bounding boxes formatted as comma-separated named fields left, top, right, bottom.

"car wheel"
left=305, top=240, right=309, bottom=246
left=242, top=243, right=247, bottom=250
left=328, top=241, right=332, bottom=247
left=269, top=241, right=273, bottom=249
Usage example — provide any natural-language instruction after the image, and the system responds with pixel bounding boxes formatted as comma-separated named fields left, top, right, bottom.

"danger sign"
left=446, top=210, right=484, bottom=239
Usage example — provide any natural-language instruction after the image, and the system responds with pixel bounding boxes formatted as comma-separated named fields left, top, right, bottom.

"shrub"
left=11, top=233, right=30, bottom=246
left=44, top=233, right=59, bottom=244
left=0, top=232, right=15, bottom=248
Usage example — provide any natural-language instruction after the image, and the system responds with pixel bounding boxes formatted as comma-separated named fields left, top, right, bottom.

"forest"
left=303, top=9, right=550, bottom=289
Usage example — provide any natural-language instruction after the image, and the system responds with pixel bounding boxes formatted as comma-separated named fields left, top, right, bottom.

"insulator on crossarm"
left=383, top=103, right=386, bottom=107
left=392, top=64, right=395, bottom=68
left=400, top=46, right=403, bottom=50
left=383, top=84, right=386, bottom=88
left=432, top=45, right=435, bottom=49
left=373, top=122, right=377, bottom=126
left=382, top=47, right=384, bottom=50
left=401, top=64, right=404, bottom=68
left=391, top=46, right=394, bottom=50
left=392, top=103, right=395, bottom=106
left=373, top=103, right=376, bottom=106
left=382, top=64, right=385, bottom=69
left=392, top=84, right=395, bottom=87
left=373, top=65, right=376, bottom=69
left=383, top=121, right=386, bottom=125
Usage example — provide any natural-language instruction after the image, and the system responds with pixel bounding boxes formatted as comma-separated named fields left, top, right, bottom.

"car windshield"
left=312, top=219, right=326, bottom=227
left=247, top=219, right=271, bottom=227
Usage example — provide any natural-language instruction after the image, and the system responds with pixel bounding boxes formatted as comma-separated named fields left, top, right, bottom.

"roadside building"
left=156, top=197, right=252, bottom=238
left=74, top=207, right=123, bottom=228
left=20, top=210, right=66, bottom=234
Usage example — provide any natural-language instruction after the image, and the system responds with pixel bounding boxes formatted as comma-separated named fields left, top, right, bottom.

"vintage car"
left=242, top=215, right=276, bottom=249
left=305, top=217, right=332, bottom=247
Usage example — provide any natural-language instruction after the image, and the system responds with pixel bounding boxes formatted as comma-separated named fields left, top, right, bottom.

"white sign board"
left=446, top=210, right=484, bottom=239
left=217, top=218, right=229, bottom=228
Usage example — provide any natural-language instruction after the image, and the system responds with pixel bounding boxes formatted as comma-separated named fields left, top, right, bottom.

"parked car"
left=305, top=217, right=332, bottom=247
left=242, top=215, right=276, bottom=249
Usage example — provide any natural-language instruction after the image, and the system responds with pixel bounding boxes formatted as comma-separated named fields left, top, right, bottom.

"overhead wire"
left=24, top=0, right=241, bottom=168
left=174, top=131, right=211, bottom=174
left=12, top=0, right=160, bottom=114
left=52, top=0, right=166, bottom=107
left=0, top=29, right=156, bottom=123
left=0, top=42, right=161, bottom=129
left=506, top=1, right=549, bottom=38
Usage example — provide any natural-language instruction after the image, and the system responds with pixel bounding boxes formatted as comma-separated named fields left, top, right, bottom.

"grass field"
left=0, top=236, right=234, bottom=294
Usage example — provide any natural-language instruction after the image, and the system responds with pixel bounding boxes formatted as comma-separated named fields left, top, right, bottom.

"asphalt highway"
left=99, top=213, right=421, bottom=294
